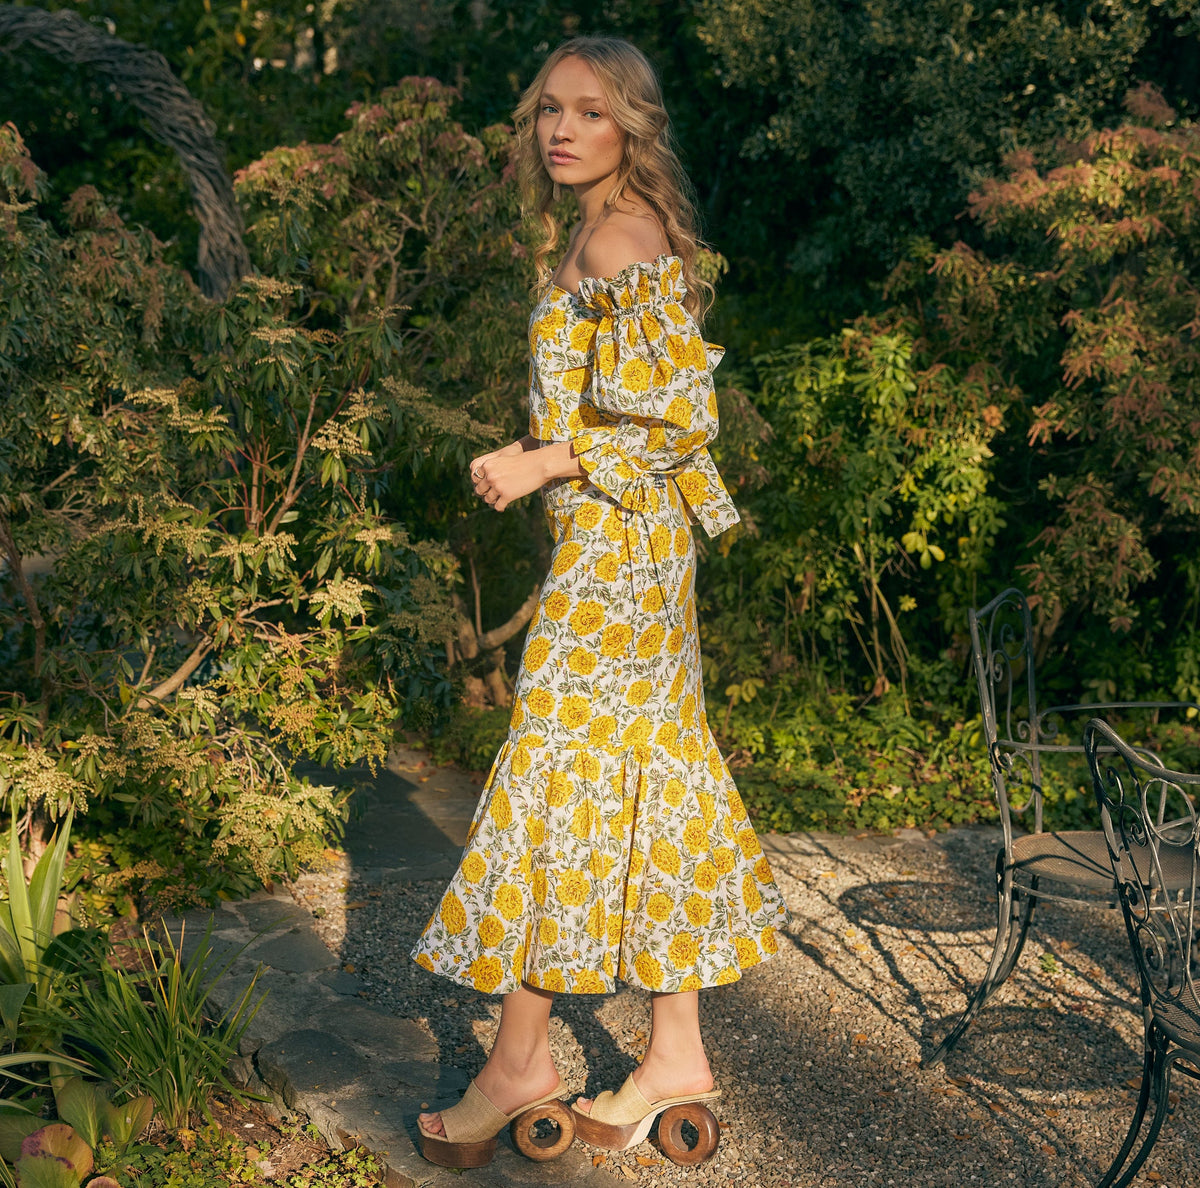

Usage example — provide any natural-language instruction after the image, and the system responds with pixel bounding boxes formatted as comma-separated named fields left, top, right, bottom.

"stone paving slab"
left=166, top=748, right=623, bottom=1188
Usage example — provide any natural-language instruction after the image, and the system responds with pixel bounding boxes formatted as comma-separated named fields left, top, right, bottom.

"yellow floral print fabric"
left=411, top=257, right=788, bottom=995
left=527, top=255, right=740, bottom=539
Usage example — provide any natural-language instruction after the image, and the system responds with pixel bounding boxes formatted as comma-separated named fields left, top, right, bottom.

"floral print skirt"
left=411, top=473, right=789, bottom=994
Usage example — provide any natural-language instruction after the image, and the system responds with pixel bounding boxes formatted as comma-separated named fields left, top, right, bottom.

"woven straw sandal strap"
left=588, top=1075, right=655, bottom=1126
left=440, top=1080, right=510, bottom=1145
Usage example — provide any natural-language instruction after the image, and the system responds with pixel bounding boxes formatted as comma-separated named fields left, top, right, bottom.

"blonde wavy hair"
left=512, top=36, right=714, bottom=321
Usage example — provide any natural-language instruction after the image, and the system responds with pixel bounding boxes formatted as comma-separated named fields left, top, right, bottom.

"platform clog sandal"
left=418, top=1077, right=575, bottom=1168
left=572, top=1075, right=721, bottom=1166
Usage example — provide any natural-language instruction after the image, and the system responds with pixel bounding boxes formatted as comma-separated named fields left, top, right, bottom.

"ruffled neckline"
left=549, top=254, right=686, bottom=313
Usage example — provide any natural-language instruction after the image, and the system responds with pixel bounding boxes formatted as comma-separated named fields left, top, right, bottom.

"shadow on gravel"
left=320, top=766, right=1191, bottom=1187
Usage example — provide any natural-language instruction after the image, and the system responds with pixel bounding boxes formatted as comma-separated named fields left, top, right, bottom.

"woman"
left=412, top=35, right=789, bottom=1168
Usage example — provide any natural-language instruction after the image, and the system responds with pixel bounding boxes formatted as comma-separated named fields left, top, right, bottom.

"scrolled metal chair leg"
left=924, top=866, right=1023, bottom=1068
left=1096, top=1037, right=1155, bottom=1188
left=1104, top=1042, right=1172, bottom=1188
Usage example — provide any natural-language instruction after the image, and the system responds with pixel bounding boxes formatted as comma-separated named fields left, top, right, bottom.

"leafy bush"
left=428, top=707, right=512, bottom=774
left=108, top=1124, right=383, bottom=1188
left=0, top=123, right=463, bottom=908
left=52, top=923, right=262, bottom=1131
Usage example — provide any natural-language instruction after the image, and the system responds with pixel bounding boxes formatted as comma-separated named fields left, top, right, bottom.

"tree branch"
left=134, top=637, right=212, bottom=710
left=478, top=584, right=541, bottom=651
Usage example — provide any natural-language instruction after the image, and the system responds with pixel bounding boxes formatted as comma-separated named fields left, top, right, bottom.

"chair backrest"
left=1084, top=718, right=1200, bottom=1019
left=969, top=587, right=1045, bottom=833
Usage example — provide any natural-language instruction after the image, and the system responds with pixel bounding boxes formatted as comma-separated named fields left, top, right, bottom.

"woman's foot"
left=419, top=1054, right=564, bottom=1137
left=575, top=1047, right=714, bottom=1115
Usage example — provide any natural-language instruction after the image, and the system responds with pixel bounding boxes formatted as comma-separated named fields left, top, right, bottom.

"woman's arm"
left=470, top=439, right=584, bottom=513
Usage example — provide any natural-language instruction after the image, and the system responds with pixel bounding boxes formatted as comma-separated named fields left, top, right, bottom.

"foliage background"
left=3, top=0, right=1200, bottom=902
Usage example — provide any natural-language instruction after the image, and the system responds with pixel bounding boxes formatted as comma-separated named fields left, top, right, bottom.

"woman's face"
left=536, top=56, right=624, bottom=194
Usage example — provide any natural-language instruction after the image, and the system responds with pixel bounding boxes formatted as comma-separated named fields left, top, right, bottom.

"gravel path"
left=292, top=821, right=1197, bottom=1188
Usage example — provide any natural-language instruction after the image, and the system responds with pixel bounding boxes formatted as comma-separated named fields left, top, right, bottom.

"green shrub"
left=0, top=123, right=465, bottom=910
left=52, top=923, right=262, bottom=1131
left=428, top=707, right=511, bottom=774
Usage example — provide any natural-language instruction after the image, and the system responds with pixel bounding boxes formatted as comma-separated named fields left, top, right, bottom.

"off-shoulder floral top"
left=527, top=254, right=740, bottom=538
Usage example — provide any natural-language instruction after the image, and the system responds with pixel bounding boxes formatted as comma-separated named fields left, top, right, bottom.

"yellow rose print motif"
left=651, top=837, right=681, bottom=877
left=560, top=367, right=589, bottom=394
left=621, top=716, right=652, bottom=748
left=647, top=891, right=674, bottom=922
left=575, top=501, right=602, bottom=529
left=470, top=955, right=504, bottom=993
left=742, top=873, right=763, bottom=915
left=477, top=915, right=505, bottom=948
left=511, top=744, right=532, bottom=777
left=588, top=715, right=617, bottom=745
left=713, top=846, right=736, bottom=875
left=410, top=257, right=787, bottom=996
left=600, top=623, right=633, bottom=658
left=440, top=892, right=467, bottom=935
left=543, top=591, right=570, bottom=620
left=634, top=949, right=665, bottom=989
left=526, top=687, right=554, bottom=717
left=552, top=541, right=584, bottom=576
left=668, top=932, right=700, bottom=969
left=684, top=893, right=713, bottom=927
left=555, top=869, right=589, bottom=907
left=546, top=771, right=572, bottom=806
left=493, top=883, right=523, bottom=920
left=737, top=827, right=762, bottom=859
left=588, top=851, right=615, bottom=879
left=637, top=623, right=665, bottom=659
left=571, top=800, right=600, bottom=841
left=490, top=787, right=513, bottom=830
left=569, top=600, right=605, bottom=636
left=626, top=680, right=652, bottom=706
left=573, top=751, right=601, bottom=781
left=574, top=969, right=605, bottom=993
left=656, top=721, right=681, bottom=759
left=569, top=319, right=598, bottom=352
left=524, top=637, right=551, bottom=671
left=683, top=817, right=709, bottom=856
left=735, top=936, right=762, bottom=969
left=557, top=695, right=592, bottom=731
left=586, top=900, right=607, bottom=940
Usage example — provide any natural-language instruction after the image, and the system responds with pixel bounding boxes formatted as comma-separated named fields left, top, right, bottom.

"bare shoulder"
left=578, top=210, right=669, bottom=282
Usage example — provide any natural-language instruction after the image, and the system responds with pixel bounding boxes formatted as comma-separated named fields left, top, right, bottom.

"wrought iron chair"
left=924, top=587, right=1198, bottom=1067
left=1083, top=718, right=1199, bottom=1188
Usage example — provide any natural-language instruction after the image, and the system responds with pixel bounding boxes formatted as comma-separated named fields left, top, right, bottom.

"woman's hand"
left=470, top=438, right=584, bottom=512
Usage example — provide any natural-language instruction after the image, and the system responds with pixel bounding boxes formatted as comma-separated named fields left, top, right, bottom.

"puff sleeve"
left=568, top=257, right=740, bottom=538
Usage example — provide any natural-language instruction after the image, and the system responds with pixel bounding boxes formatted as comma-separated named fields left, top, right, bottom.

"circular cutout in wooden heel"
left=658, top=1102, right=719, bottom=1166
left=511, top=1099, right=575, bottom=1161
